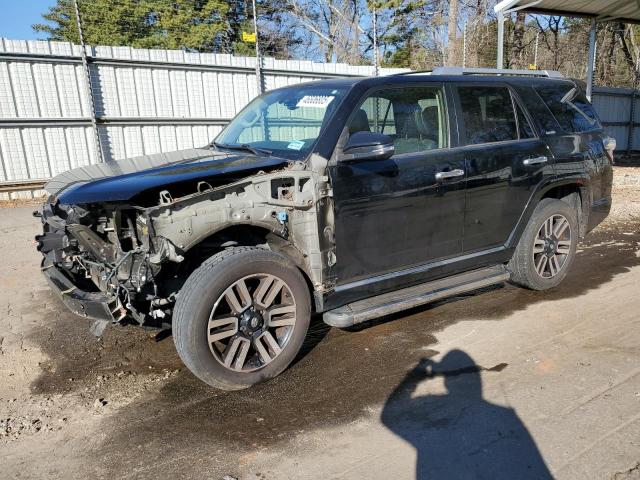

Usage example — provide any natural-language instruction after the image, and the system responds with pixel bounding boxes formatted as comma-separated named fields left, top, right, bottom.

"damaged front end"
left=36, top=201, right=171, bottom=334
left=36, top=161, right=335, bottom=335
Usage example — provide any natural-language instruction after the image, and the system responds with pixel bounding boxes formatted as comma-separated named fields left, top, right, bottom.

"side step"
left=323, top=265, right=510, bottom=328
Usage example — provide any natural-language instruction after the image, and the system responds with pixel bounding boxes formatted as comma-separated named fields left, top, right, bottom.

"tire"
left=508, top=198, right=578, bottom=291
left=173, top=246, right=311, bottom=390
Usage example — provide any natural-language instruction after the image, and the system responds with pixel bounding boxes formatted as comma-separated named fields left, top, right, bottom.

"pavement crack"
left=612, top=461, right=640, bottom=479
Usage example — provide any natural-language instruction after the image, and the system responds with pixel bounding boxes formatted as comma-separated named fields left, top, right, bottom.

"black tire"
left=173, top=246, right=311, bottom=390
left=508, top=198, right=578, bottom=291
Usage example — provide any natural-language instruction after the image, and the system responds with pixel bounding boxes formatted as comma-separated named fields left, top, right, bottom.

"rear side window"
left=457, top=86, right=517, bottom=145
left=535, top=83, right=602, bottom=133
left=513, top=85, right=559, bottom=135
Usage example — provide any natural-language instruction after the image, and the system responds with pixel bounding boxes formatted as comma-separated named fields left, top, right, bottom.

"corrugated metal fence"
left=0, top=38, right=403, bottom=199
left=0, top=38, right=635, bottom=199
left=591, top=86, right=640, bottom=152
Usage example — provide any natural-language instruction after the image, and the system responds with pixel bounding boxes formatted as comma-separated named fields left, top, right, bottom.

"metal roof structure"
left=496, top=0, right=640, bottom=24
left=494, top=0, right=640, bottom=100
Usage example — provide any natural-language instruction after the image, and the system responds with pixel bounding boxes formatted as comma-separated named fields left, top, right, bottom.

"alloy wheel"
left=207, top=273, right=297, bottom=372
left=532, top=214, right=572, bottom=279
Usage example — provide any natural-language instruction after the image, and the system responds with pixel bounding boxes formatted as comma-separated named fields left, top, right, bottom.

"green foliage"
left=137, top=0, right=229, bottom=51
left=34, top=0, right=299, bottom=57
left=34, top=0, right=229, bottom=51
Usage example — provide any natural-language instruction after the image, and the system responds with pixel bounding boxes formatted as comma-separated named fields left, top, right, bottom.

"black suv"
left=37, top=67, right=614, bottom=390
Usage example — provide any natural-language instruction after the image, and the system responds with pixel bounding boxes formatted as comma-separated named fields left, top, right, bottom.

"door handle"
left=523, top=156, right=548, bottom=166
left=435, top=169, right=465, bottom=181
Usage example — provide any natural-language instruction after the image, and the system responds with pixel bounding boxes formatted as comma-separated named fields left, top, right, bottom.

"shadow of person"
left=381, top=350, right=552, bottom=480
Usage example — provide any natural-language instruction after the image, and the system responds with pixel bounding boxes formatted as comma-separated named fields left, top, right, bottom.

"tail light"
left=603, top=136, right=616, bottom=164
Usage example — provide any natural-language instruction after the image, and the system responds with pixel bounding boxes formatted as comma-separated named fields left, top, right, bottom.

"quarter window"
left=349, top=86, right=448, bottom=155
left=535, top=84, right=601, bottom=133
left=457, top=86, right=518, bottom=145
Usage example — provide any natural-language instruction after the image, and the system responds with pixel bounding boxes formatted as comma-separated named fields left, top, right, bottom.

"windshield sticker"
left=287, top=140, right=305, bottom=151
left=296, top=95, right=334, bottom=109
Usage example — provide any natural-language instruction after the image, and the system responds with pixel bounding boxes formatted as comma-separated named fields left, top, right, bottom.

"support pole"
left=73, top=0, right=104, bottom=163
left=497, top=11, right=505, bottom=69
left=463, top=21, right=467, bottom=68
left=372, top=8, right=379, bottom=76
left=586, top=18, right=596, bottom=101
left=251, top=0, right=263, bottom=94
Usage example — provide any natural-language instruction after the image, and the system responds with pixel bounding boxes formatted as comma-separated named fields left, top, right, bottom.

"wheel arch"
left=507, top=178, right=590, bottom=249
left=180, top=223, right=316, bottom=306
left=538, top=181, right=590, bottom=238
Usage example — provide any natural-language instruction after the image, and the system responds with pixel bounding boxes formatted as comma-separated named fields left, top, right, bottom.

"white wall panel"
left=21, top=129, right=50, bottom=178
left=33, top=63, right=62, bottom=117
left=0, top=38, right=419, bottom=193
left=142, top=126, right=161, bottom=155
left=44, top=128, right=71, bottom=176
left=0, top=129, right=28, bottom=180
left=116, top=68, right=139, bottom=117
left=55, top=64, right=83, bottom=117
left=0, top=62, right=17, bottom=117
left=186, top=71, right=206, bottom=117
left=64, top=127, right=91, bottom=169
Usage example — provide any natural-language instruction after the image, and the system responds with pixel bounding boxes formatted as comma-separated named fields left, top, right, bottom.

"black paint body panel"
left=322, top=75, right=613, bottom=311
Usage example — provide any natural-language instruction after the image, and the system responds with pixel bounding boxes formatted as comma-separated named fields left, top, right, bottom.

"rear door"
left=453, top=83, right=554, bottom=253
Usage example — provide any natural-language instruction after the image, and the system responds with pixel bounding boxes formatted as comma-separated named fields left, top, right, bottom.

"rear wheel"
left=173, top=247, right=311, bottom=390
left=508, top=198, right=578, bottom=290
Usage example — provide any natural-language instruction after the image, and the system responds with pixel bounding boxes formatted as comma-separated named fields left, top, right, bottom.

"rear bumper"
left=42, top=257, right=116, bottom=322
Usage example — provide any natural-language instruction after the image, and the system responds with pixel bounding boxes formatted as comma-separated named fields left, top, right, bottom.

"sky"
left=0, top=0, right=56, bottom=41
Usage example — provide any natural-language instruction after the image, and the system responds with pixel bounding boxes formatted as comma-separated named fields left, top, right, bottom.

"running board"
left=323, top=265, right=510, bottom=328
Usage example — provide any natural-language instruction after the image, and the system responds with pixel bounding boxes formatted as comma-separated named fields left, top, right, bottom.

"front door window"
left=348, top=86, right=448, bottom=155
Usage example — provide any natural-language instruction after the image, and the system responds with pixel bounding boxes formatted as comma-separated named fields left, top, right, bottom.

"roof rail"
left=430, top=67, right=564, bottom=78
left=392, top=69, right=433, bottom=76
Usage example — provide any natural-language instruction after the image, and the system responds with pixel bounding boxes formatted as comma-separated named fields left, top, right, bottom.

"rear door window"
left=515, top=101, right=535, bottom=139
left=456, top=86, right=518, bottom=145
left=535, top=83, right=601, bottom=133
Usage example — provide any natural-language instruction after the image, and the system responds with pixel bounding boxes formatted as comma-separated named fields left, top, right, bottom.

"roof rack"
left=430, top=67, right=564, bottom=78
left=392, top=69, right=433, bottom=76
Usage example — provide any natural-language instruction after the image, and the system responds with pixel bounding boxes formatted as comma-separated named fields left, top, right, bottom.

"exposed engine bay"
left=36, top=163, right=334, bottom=332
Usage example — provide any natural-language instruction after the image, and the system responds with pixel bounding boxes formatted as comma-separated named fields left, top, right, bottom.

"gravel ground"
left=0, top=167, right=639, bottom=479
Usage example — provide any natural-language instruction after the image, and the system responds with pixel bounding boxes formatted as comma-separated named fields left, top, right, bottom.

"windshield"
left=214, top=85, right=348, bottom=160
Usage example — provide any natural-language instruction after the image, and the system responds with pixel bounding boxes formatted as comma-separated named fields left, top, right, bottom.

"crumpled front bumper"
left=42, top=256, right=116, bottom=322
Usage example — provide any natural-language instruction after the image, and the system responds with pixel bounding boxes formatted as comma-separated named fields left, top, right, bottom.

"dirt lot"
left=1, top=167, right=639, bottom=479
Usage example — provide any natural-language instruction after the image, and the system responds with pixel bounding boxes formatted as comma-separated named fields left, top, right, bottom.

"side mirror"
left=338, top=131, right=395, bottom=162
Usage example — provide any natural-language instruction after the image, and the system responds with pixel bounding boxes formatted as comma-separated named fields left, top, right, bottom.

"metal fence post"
left=251, top=0, right=264, bottom=94
left=73, top=0, right=104, bottom=163
left=462, top=21, right=467, bottom=68
left=372, top=8, right=379, bottom=76
left=627, top=89, right=637, bottom=154
left=497, top=12, right=505, bottom=69
left=586, top=18, right=597, bottom=101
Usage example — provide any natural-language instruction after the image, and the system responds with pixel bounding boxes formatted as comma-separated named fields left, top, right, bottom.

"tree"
left=33, top=0, right=155, bottom=46
left=226, top=0, right=303, bottom=58
left=375, top=0, right=448, bottom=69
left=34, top=0, right=231, bottom=52
left=283, top=0, right=368, bottom=63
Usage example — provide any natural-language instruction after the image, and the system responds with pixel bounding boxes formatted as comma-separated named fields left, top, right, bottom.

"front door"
left=329, top=84, right=466, bottom=287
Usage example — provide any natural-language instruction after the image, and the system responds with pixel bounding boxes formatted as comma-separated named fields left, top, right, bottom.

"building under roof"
left=494, top=0, right=640, bottom=99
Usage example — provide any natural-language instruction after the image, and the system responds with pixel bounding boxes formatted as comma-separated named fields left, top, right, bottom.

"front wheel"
left=173, top=247, right=311, bottom=390
left=508, top=198, right=579, bottom=291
